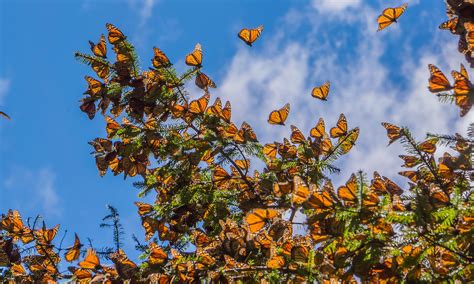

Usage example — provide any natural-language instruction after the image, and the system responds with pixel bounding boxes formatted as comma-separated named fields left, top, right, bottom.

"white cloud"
left=127, top=0, right=157, bottom=27
left=3, top=167, right=61, bottom=217
left=312, top=0, right=361, bottom=13
left=0, top=78, right=10, bottom=106
left=216, top=2, right=467, bottom=188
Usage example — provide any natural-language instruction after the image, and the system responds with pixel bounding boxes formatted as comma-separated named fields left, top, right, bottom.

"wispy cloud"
left=0, top=78, right=11, bottom=106
left=3, top=167, right=61, bottom=217
left=127, top=0, right=158, bottom=27
left=311, top=0, right=361, bottom=13
left=215, top=2, right=467, bottom=187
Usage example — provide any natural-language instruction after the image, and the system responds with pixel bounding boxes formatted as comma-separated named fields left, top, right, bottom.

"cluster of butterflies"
left=428, top=63, right=473, bottom=116
left=438, top=4, right=474, bottom=65
left=0, top=209, right=154, bottom=282
left=264, top=114, right=360, bottom=164
left=381, top=121, right=472, bottom=207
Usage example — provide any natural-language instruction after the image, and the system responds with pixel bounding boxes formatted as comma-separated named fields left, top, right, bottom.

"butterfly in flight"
left=238, top=25, right=264, bottom=46
left=311, top=81, right=330, bottom=100
left=268, top=103, right=290, bottom=125
left=377, top=3, right=408, bottom=31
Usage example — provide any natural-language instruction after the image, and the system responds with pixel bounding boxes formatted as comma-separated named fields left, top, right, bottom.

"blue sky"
left=0, top=0, right=470, bottom=260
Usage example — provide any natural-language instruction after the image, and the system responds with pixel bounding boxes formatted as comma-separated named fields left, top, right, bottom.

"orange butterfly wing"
left=79, top=249, right=101, bottom=270
left=329, top=113, right=347, bottom=138
left=428, top=64, right=452, bottom=93
left=338, top=174, right=358, bottom=203
left=195, top=72, right=216, bottom=90
left=152, top=47, right=171, bottom=68
left=89, top=34, right=107, bottom=58
left=310, top=118, right=325, bottom=138
left=245, top=208, right=278, bottom=233
left=106, top=23, right=126, bottom=44
left=268, top=103, right=290, bottom=125
left=377, top=3, right=408, bottom=31
left=185, top=43, right=203, bottom=67
left=238, top=25, right=264, bottom=46
left=311, top=81, right=330, bottom=100
left=64, top=233, right=82, bottom=262
left=189, top=94, right=210, bottom=115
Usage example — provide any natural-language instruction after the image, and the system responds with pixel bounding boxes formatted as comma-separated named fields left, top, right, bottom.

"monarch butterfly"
left=338, top=174, right=358, bottom=203
left=91, top=60, right=109, bottom=81
left=106, top=23, right=126, bottom=44
left=381, top=122, right=403, bottom=144
left=185, top=43, right=203, bottom=67
left=189, top=93, right=210, bottom=115
left=452, top=70, right=473, bottom=116
left=238, top=25, right=264, bottom=46
left=418, top=139, right=437, bottom=154
left=290, top=125, right=306, bottom=144
left=371, top=171, right=387, bottom=194
left=372, top=172, right=403, bottom=196
left=311, top=81, right=330, bottom=100
left=320, top=134, right=333, bottom=156
left=221, top=101, right=231, bottom=123
left=89, top=34, right=107, bottom=58
left=10, top=263, right=26, bottom=277
left=306, top=180, right=334, bottom=210
left=362, top=190, right=380, bottom=210
left=330, top=113, right=347, bottom=138
left=239, top=121, right=257, bottom=142
left=85, top=76, right=104, bottom=97
left=64, top=234, right=82, bottom=262
left=291, top=245, right=309, bottom=263
left=206, top=97, right=222, bottom=116
left=195, top=72, right=216, bottom=90
left=399, top=170, right=418, bottom=182
left=34, top=224, right=59, bottom=244
left=134, top=201, right=153, bottom=216
left=79, top=248, right=101, bottom=270
left=245, top=208, right=278, bottom=233
left=105, top=116, right=121, bottom=139
left=148, top=242, right=168, bottom=265
left=340, top=127, right=359, bottom=154
left=273, top=181, right=292, bottom=197
left=267, top=255, right=285, bottom=269
left=377, top=3, right=408, bottom=31
left=399, top=155, right=419, bottom=168
left=268, top=103, right=290, bottom=125
left=235, top=160, right=250, bottom=171
left=152, top=47, right=171, bottom=68
left=292, top=176, right=310, bottom=205
left=0, top=111, right=10, bottom=120
left=430, top=186, right=450, bottom=207
left=428, top=64, right=452, bottom=93
left=193, top=229, right=211, bottom=248
left=439, top=17, right=459, bottom=34
left=310, top=118, right=325, bottom=138
left=263, top=143, right=278, bottom=159
left=212, top=165, right=231, bottom=186
left=141, top=216, right=158, bottom=241
left=310, top=223, right=331, bottom=244
left=109, top=249, right=138, bottom=279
